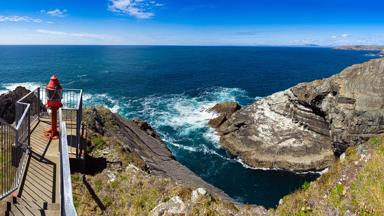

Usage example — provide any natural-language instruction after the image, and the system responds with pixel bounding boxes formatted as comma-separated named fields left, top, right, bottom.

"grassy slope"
left=276, top=135, right=384, bottom=216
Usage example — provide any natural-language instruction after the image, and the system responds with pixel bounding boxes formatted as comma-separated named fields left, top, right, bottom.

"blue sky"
left=0, top=0, right=383, bottom=45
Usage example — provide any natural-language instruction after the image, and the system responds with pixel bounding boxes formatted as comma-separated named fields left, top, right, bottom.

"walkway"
left=3, top=118, right=61, bottom=216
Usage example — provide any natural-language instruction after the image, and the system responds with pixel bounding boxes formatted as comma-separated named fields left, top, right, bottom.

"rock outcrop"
left=84, top=108, right=235, bottom=202
left=0, top=87, right=30, bottom=123
left=210, top=58, right=384, bottom=171
left=208, top=102, right=241, bottom=128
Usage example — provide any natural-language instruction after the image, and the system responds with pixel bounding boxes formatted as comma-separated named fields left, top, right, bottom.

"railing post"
left=37, top=87, right=40, bottom=121
left=76, top=96, right=82, bottom=159
left=28, top=109, right=30, bottom=148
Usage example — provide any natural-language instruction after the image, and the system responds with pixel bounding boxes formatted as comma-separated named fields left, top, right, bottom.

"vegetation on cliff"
left=276, top=135, right=384, bottom=215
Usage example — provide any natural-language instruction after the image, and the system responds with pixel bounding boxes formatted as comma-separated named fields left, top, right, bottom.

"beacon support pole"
left=45, top=75, right=63, bottom=139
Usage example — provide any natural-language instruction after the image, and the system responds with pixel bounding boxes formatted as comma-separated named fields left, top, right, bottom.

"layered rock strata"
left=210, top=58, right=384, bottom=171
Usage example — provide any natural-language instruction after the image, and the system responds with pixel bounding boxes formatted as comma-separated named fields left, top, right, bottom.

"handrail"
left=59, top=109, right=77, bottom=216
left=0, top=88, right=35, bottom=200
left=15, top=104, right=30, bottom=129
left=76, top=90, right=83, bottom=110
left=0, top=104, right=30, bottom=200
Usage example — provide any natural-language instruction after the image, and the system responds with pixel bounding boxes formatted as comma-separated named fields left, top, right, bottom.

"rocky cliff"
left=74, top=107, right=268, bottom=215
left=210, top=58, right=384, bottom=171
left=83, top=107, right=235, bottom=201
left=0, top=86, right=30, bottom=123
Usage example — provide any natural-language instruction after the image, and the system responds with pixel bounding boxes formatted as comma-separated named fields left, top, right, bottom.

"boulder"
left=0, top=86, right=30, bottom=124
left=150, top=196, right=186, bottom=216
left=210, top=58, right=384, bottom=171
left=208, top=102, right=241, bottom=129
left=191, top=187, right=207, bottom=203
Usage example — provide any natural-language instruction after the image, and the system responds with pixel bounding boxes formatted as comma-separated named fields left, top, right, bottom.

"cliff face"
left=83, top=108, right=234, bottom=201
left=211, top=58, right=384, bottom=171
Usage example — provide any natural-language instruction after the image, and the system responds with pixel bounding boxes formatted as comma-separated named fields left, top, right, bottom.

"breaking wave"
left=0, top=82, right=42, bottom=94
left=83, top=87, right=257, bottom=167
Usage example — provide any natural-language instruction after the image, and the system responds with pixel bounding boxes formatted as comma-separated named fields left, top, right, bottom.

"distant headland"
left=334, top=45, right=384, bottom=51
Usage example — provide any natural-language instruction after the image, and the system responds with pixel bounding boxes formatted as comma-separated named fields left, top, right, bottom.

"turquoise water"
left=0, top=46, right=377, bottom=207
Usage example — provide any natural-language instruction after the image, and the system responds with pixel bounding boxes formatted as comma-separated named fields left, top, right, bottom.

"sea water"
left=0, top=46, right=377, bottom=207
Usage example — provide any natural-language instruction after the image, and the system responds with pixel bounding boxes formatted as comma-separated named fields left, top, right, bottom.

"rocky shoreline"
left=79, top=107, right=269, bottom=215
left=209, top=58, right=384, bottom=172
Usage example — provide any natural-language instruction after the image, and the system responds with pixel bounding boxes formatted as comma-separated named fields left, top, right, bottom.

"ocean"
left=0, top=46, right=377, bottom=207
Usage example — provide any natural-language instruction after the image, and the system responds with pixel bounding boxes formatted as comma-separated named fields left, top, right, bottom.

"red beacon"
left=45, top=75, right=63, bottom=139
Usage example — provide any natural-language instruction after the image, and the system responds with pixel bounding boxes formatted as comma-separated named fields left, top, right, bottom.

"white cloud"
left=330, top=34, right=350, bottom=39
left=41, top=9, right=68, bottom=17
left=108, top=0, right=163, bottom=19
left=0, top=16, right=43, bottom=23
left=36, top=29, right=107, bottom=40
left=341, top=33, right=349, bottom=38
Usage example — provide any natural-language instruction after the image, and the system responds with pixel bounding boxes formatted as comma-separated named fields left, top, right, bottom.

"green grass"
left=329, top=183, right=344, bottom=209
left=91, top=137, right=106, bottom=150
left=276, top=135, right=384, bottom=216
left=350, top=137, right=384, bottom=215
left=301, top=181, right=311, bottom=191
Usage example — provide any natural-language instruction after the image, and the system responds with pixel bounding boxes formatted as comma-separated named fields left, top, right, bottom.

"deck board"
left=17, top=118, right=60, bottom=205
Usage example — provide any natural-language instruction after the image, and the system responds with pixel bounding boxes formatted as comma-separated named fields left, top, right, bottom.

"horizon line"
left=0, top=44, right=339, bottom=47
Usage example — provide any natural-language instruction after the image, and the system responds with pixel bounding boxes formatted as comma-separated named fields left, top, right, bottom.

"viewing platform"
left=0, top=85, right=82, bottom=216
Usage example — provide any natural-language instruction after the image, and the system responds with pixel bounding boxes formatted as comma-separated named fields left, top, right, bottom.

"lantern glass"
left=46, top=88, right=62, bottom=101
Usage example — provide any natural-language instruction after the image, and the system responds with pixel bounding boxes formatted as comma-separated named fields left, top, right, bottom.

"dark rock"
left=210, top=58, right=384, bottom=171
left=0, top=86, right=30, bottom=124
left=83, top=108, right=106, bottom=135
left=132, top=119, right=161, bottom=140
left=208, top=102, right=241, bottom=129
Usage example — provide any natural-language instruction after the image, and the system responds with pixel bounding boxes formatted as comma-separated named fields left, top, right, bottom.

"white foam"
left=235, top=158, right=325, bottom=174
left=83, top=92, right=121, bottom=113
left=203, top=128, right=221, bottom=147
left=0, top=82, right=42, bottom=94
left=167, top=141, right=199, bottom=152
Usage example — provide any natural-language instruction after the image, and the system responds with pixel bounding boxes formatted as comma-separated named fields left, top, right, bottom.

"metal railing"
left=0, top=89, right=37, bottom=200
left=40, top=88, right=83, bottom=158
left=0, top=120, right=18, bottom=200
left=16, top=87, right=42, bottom=126
left=62, top=89, right=83, bottom=158
left=0, top=86, right=83, bottom=216
left=59, top=109, right=77, bottom=216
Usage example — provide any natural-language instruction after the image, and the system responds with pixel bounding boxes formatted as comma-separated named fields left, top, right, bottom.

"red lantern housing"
left=45, top=75, right=63, bottom=139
